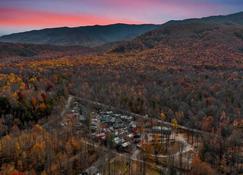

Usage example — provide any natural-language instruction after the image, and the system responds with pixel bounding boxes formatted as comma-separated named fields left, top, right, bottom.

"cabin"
left=233, top=119, right=243, bottom=128
left=134, top=134, right=141, bottom=143
left=118, top=142, right=132, bottom=152
left=113, top=137, right=123, bottom=146
left=152, top=126, right=172, bottom=135
left=85, top=166, right=100, bottom=175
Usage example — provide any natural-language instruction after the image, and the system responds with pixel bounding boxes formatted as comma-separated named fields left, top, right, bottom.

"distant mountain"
left=0, top=24, right=160, bottom=47
left=199, top=11, right=243, bottom=24
left=111, top=12, right=243, bottom=67
left=113, top=12, right=243, bottom=52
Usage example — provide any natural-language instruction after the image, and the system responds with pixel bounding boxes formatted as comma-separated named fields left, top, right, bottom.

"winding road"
left=45, top=95, right=197, bottom=174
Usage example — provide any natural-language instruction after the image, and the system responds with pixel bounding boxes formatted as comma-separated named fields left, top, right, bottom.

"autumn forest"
left=0, top=9, right=243, bottom=175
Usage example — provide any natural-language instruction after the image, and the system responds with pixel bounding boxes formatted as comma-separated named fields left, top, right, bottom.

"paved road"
left=85, top=152, right=113, bottom=175
left=44, top=96, right=192, bottom=174
left=40, top=95, right=169, bottom=174
left=75, top=96, right=214, bottom=137
left=61, top=95, right=73, bottom=117
left=131, top=149, right=140, bottom=160
left=78, top=138, right=173, bottom=174
left=73, top=96, right=197, bottom=174
left=153, top=134, right=193, bottom=159
left=43, top=95, right=73, bottom=129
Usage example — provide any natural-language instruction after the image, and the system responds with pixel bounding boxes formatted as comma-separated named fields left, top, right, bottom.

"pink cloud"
left=0, top=7, right=142, bottom=28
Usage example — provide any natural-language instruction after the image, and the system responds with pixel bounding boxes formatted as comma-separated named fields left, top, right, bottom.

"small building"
left=120, top=142, right=132, bottom=152
left=161, top=127, right=172, bottom=135
left=114, top=114, right=121, bottom=117
left=134, top=134, right=141, bottom=143
left=127, top=133, right=134, bottom=139
left=106, top=111, right=113, bottom=115
left=233, top=119, right=243, bottom=128
left=85, top=166, right=100, bottom=175
left=113, top=137, right=123, bottom=146
left=79, top=115, right=86, bottom=122
left=152, top=126, right=172, bottom=135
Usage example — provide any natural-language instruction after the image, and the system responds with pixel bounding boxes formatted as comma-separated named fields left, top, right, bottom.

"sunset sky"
left=0, top=0, right=243, bottom=35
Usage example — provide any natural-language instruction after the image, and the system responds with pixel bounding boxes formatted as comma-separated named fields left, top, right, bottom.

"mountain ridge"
left=110, top=12, right=243, bottom=69
left=0, top=23, right=160, bottom=47
left=112, top=12, right=243, bottom=53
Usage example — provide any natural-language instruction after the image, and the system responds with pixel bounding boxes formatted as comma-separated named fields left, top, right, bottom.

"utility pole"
left=128, top=157, right=131, bottom=175
left=143, top=152, right=146, bottom=175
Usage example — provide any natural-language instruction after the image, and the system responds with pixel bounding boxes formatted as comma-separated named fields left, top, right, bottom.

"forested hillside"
left=0, top=12, right=242, bottom=174
left=0, top=24, right=160, bottom=47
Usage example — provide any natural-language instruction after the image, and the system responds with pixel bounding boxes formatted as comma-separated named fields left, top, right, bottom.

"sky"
left=0, top=0, right=243, bottom=35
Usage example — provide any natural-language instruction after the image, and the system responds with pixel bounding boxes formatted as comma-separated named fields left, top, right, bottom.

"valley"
left=0, top=11, right=242, bottom=175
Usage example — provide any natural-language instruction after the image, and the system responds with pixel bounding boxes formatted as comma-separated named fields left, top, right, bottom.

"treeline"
left=70, top=66, right=243, bottom=130
left=0, top=52, right=242, bottom=174
left=68, top=64, right=243, bottom=174
left=0, top=124, right=98, bottom=175
left=0, top=71, right=69, bottom=135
